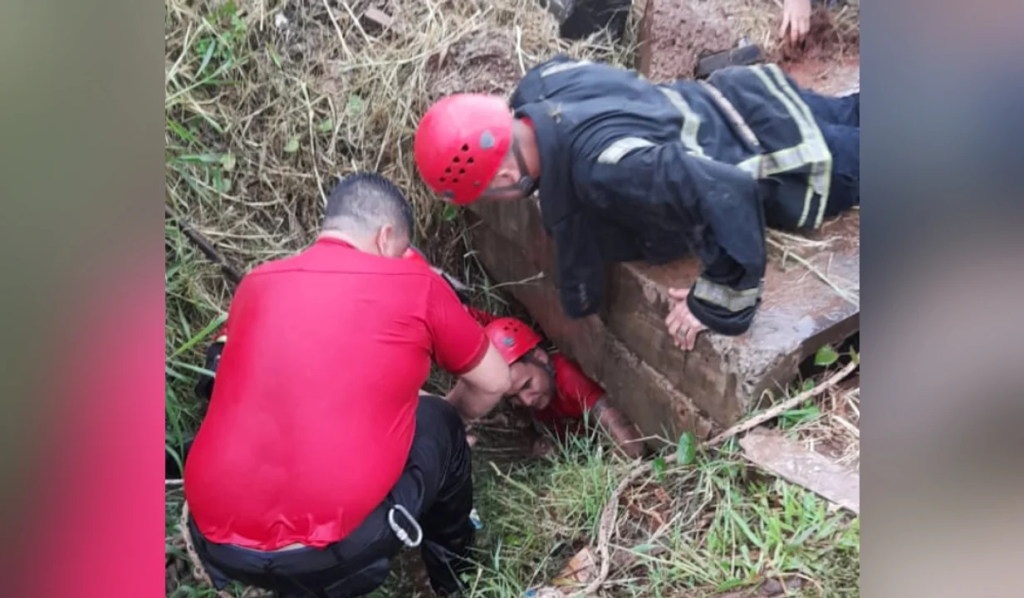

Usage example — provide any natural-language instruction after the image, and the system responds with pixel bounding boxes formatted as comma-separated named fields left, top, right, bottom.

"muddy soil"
left=426, top=30, right=525, bottom=100
left=779, top=8, right=860, bottom=94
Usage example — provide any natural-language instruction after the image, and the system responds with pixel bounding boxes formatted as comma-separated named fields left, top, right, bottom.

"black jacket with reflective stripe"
left=510, top=55, right=832, bottom=335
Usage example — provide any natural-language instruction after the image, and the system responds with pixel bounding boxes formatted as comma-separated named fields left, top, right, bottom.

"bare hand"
left=665, top=288, right=708, bottom=352
left=780, top=0, right=812, bottom=45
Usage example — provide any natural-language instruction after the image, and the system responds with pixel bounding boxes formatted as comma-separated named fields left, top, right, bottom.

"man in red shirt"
left=481, top=317, right=646, bottom=459
left=182, top=172, right=511, bottom=598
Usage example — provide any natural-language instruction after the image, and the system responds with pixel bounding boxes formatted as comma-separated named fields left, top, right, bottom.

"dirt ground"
left=780, top=9, right=860, bottom=95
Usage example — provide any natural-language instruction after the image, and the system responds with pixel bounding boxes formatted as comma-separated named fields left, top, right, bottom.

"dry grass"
left=165, top=0, right=639, bottom=323
left=787, top=380, right=861, bottom=470
left=164, top=1, right=642, bottom=594
left=719, top=0, right=860, bottom=61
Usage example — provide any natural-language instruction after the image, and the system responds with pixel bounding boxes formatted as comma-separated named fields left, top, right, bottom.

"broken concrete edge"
left=739, top=428, right=860, bottom=515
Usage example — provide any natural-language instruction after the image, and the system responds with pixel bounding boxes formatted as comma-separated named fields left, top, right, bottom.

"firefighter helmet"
left=484, top=317, right=542, bottom=364
left=414, top=94, right=513, bottom=206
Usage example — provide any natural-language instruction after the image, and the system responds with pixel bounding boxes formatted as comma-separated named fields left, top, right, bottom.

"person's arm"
left=590, top=398, right=645, bottom=459
left=557, top=356, right=646, bottom=458
left=425, top=277, right=511, bottom=422
left=584, top=140, right=768, bottom=338
left=549, top=210, right=607, bottom=319
left=445, top=343, right=511, bottom=422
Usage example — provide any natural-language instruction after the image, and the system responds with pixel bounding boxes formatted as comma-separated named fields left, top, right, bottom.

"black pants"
left=798, top=89, right=860, bottom=219
left=188, top=395, right=476, bottom=598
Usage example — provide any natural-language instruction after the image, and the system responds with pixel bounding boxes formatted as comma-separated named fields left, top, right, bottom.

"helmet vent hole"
left=461, top=144, right=470, bottom=152
left=452, top=177, right=459, bottom=183
left=467, top=157, right=475, bottom=164
left=453, top=156, right=461, bottom=163
left=459, top=168, right=466, bottom=174
left=445, top=167, right=452, bottom=174
left=439, top=177, right=446, bottom=182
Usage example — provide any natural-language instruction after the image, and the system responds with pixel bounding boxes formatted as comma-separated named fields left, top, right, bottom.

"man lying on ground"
left=413, top=55, right=859, bottom=352
left=480, top=316, right=646, bottom=459
left=399, top=249, right=645, bottom=459
left=182, top=172, right=511, bottom=598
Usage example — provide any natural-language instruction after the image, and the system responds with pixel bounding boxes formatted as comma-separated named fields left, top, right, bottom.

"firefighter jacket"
left=509, top=55, right=834, bottom=335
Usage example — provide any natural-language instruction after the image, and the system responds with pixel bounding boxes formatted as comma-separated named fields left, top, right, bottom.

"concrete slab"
left=740, top=428, right=860, bottom=514
left=470, top=198, right=859, bottom=428
left=466, top=208, right=600, bottom=367
left=606, top=211, right=860, bottom=424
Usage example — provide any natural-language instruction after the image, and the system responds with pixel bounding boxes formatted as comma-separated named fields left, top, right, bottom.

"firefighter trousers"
left=798, top=88, right=860, bottom=218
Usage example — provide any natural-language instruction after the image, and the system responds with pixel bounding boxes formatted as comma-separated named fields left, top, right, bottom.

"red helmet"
left=484, top=317, right=542, bottom=364
left=414, top=94, right=513, bottom=206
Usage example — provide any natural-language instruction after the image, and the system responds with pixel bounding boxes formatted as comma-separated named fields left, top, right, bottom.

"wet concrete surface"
left=471, top=201, right=859, bottom=429
left=613, top=211, right=860, bottom=423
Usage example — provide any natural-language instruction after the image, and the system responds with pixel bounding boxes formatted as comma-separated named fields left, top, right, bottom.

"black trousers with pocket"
left=188, top=394, right=476, bottom=598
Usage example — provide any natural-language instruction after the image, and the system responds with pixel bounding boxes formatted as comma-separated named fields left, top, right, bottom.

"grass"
left=166, top=378, right=860, bottom=597
left=360, top=427, right=859, bottom=598
left=164, top=0, right=860, bottom=595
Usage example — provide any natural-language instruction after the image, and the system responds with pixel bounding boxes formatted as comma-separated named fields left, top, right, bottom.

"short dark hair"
left=323, top=172, right=414, bottom=239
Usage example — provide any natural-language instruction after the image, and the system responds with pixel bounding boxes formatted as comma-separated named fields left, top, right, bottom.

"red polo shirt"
left=183, top=238, right=489, bottom=551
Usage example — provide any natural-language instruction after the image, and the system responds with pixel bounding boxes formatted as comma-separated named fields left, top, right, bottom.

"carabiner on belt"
left=387, top=504, right=423, bottom=548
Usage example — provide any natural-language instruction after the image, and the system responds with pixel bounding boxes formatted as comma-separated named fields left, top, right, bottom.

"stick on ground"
left=166, top=205, right=244, bottom=285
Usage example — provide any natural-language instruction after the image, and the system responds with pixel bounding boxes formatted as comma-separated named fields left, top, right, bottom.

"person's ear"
left=375, top=224, right=394, bottom=257
left=490, top=166, right=515, bottom=188
left=531, top=347, right=549, bottom=365
left=494, top=151, right=523, bottom=186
